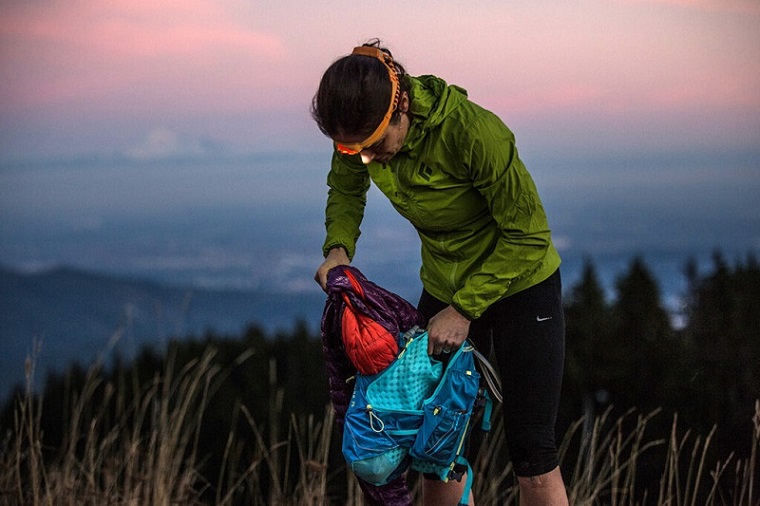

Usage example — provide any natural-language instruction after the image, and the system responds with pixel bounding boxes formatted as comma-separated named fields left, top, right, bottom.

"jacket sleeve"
left=451, top=109, right=556, bottom=319
left=322, top=151, right=371, bottom=260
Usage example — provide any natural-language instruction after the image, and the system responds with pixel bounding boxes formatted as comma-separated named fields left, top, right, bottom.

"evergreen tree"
left=683, top=251, right=760, bottom=457
left=562, top=258, right=612, bottom=423
left=608, top=256, right=674, bottom=412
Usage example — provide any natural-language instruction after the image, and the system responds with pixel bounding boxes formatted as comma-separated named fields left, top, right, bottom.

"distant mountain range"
left=0, top=265, right=327, bottom=403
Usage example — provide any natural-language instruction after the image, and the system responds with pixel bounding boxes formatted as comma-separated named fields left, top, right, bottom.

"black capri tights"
left=417, top=269, right=565, bottom=478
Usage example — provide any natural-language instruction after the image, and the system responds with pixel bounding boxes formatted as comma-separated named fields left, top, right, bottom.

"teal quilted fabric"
left=366, top=334, right=443, bottom=411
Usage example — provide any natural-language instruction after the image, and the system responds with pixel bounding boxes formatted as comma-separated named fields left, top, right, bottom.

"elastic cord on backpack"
left=472, top=348, right=503, bottom=404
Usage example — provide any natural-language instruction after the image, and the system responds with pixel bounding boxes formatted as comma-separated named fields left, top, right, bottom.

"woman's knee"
left=508, top=427, right=559, bottom=478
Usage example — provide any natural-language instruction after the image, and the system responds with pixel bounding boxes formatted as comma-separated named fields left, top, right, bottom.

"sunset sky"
left=1, top=0, right=759, bottom=161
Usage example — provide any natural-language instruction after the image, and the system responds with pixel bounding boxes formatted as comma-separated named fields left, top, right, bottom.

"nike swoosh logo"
left=536, top=316, right=553, bottom=322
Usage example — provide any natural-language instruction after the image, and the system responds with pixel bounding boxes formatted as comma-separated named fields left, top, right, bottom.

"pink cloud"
left=488, top=84, right=603, bottom=115
left=0, top=1, right=286, bottom=114
left=462, top=0, right=760, bottom=123
left=614, top=0, right=760, bottom=14
left=2, top=0, right=758, bottom=157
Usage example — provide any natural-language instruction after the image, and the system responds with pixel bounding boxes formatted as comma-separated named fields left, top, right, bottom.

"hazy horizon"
left=2, top=152, right=757, bottom=303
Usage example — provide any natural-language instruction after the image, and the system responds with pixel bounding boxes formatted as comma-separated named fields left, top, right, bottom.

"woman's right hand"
left=315, top=246, right=350, bottom=291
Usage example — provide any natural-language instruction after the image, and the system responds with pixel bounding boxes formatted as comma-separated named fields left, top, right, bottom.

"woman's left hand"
left=426, top=305, right=471, bottom=355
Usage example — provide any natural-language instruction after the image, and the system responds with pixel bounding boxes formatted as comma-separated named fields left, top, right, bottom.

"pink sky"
left=1, top=0, right=758, bottom=158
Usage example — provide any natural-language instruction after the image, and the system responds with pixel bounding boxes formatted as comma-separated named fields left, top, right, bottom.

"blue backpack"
left=342, top=327, right=495, bottom=506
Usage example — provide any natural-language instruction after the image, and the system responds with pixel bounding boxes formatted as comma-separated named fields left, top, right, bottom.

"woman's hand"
left=426, top=305, right=471, bottom=355
left=315, top=247, right=350, bottom=291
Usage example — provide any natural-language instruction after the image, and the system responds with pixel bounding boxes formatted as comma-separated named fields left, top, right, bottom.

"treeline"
left=1, top=251, right=758, bottom=503
left=560, top=251, right=760, bottom=464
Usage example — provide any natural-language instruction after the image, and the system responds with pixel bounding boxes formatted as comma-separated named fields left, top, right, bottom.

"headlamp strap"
left=352, top=46, right=395, bottom=71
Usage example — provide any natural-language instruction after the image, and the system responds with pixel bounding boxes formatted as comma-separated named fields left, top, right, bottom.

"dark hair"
left=311, top=39, right=409, bottom=140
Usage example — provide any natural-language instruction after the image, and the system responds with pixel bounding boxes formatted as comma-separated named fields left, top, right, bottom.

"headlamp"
left=335, top=46, right=400, bottom=156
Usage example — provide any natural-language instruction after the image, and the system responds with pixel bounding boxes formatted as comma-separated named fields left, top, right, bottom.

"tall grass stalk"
left=2, top=346, right=220, bottom=505
left=205, top=356, right=336, bottom=506
left=469, top=415, right=519, bottom=505
left=288, top=408, right=334, bottom=505
left=561, top=407, right=665, bottom=505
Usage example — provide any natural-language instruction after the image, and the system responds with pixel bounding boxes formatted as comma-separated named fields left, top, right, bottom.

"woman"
left=312, top=39, right=569, bottom=506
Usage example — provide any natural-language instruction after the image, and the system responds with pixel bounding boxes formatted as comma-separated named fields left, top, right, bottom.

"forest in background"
left=1, top=251, right=758, bottom=504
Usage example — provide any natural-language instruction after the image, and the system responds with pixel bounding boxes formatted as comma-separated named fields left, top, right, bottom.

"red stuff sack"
left=340, top=270, right=399, bottom=375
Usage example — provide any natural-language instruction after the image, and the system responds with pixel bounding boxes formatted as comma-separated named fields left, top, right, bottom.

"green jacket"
left=322, top=75, right=561, bottom=319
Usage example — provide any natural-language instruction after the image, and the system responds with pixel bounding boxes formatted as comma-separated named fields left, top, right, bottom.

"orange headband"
left=335, top=46, right=400, bottom=156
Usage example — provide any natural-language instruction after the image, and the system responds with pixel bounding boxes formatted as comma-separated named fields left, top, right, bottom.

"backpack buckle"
left=448, top=465, right=465, bottom=482
left=448, top=469, right=464, bottom=482
left=474, top=387, right=488, bottom=408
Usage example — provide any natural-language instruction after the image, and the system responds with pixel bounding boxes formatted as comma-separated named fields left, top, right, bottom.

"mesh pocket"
left=367, top=334, right=442, bottom=411
left=351, top=446, right=408, bottom=485
left=343, top=411, right=405, bottom=485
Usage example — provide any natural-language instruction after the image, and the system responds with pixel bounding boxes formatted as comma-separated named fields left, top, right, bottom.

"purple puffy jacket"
left=320, top=266, right=424, bottom=506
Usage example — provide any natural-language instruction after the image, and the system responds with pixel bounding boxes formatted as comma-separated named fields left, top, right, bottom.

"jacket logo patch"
left=418, top=164, right=434, bottom=181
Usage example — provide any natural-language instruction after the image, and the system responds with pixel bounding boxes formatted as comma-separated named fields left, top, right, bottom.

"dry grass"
left=560, top=405, right=760, bottom=505
left=1, top=346, right=218, bottom=505
left=1, top=348, right=758, bottom=505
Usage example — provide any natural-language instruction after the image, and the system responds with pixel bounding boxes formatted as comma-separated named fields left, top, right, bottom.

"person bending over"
left=313, top=39, right=569, bottom=506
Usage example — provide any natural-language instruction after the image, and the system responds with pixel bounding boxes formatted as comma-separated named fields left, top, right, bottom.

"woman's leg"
left=423, top=476, right=474, bottom=506
left=517, top=467, right=568, bottom=506
left=479, top=270, right=568, bottom=505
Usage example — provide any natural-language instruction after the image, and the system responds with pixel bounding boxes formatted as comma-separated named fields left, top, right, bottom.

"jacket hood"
left=403, top=75, right=469, bottom=153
